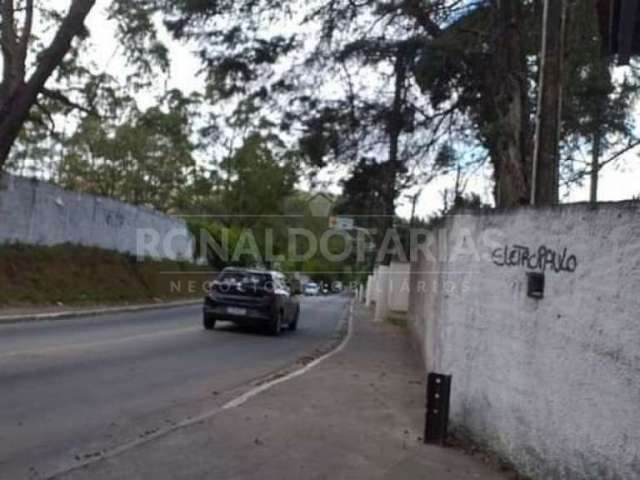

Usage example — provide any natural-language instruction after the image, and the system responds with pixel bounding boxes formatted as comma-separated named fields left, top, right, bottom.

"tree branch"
left=0, top=0, right=96, bottom=167
left=562, top=138, right=640, bottom=187
left=34, top=99, right=57, bottom=133
left=23, top=0, right=96, bottom=99
left=598, top=138, right=640, bottom=170
left=401, top=0, right=442, bottom=37
left=17, top=0, right=33, bottom=66
left=1, top=0, right=17, bottom=99
left=42, top=87, right=95, bottom=115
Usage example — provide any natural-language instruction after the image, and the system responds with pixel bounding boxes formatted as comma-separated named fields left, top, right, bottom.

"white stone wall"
left=365, top=274, right=374, bottom=306
left=387, top=261, right=410, bottom=313
left=409, top=203, right=640, bottom=480
left=408, top=232, right=442, bottom=373
left=0, top=174, right=193, bottom=261
left=374, top=265, right=390, bottom=322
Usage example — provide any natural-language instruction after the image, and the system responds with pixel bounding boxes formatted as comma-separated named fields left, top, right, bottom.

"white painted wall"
left=372, top=268, right=380, bottom=303
left=374, top=265, right=389, bottom=322
left=408, top=203, right=640, bottom=480
left=0, top=174, right=193, bottom=261
left=365, top=274, right=374, bottom=306
left=387, top=261, right=410, bottom=313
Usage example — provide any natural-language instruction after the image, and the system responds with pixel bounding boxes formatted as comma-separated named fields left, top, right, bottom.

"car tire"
left=288, top=307, right=299, bottom=331
left=203, top=314, right=216, bottom=330
left=269, top=311, right=283, bottom=336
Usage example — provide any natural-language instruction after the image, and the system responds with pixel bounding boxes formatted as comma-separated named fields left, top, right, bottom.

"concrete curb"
left=0, top=299, right=202, bottom=326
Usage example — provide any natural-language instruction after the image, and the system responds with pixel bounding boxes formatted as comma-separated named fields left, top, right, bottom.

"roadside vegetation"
left=0, top=243, right=208, bottom=307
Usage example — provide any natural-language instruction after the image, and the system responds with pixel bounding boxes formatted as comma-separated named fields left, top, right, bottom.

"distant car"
left=203, top=268, right=300, bottom=335
left=303, top=282, right=320, bottom=296
left=332, top=281, right=344, bottom=293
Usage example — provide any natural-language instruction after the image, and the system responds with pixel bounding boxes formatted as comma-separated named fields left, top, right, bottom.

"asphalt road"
left=0, top=295, right=349, bottom=479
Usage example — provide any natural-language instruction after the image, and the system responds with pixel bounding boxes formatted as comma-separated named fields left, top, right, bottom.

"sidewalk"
left=60, top=302, right=514, bottom=480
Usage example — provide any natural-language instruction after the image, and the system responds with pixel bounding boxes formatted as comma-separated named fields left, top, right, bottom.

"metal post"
left=424, top=373, right=452, bottom=445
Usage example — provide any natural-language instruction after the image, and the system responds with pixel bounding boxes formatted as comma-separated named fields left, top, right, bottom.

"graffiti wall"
left=0, top=174, right=193, bottom=261
left=408, top=202, right=640, bottom=480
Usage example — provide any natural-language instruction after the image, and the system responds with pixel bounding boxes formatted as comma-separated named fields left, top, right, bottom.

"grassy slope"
left=0, top=244, right=212, bottom=307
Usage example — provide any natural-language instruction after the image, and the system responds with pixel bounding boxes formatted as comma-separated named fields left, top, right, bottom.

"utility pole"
left=531, top=0, right=569, bottom=206
left=409, top=189, right=422, bottom=228
left=590, top=58, right=609, bottom=205
left=590, top=128, right=602, bottom=204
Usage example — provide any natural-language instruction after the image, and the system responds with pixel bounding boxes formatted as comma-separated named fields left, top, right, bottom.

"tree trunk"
left=0, top=0, right=96, bottom=170
left=380, top=50, right=407, bottom=265
left=589, top=57, right=610, bottom=205
left=407, top=0, right=532, bottom=208
left=531, top=0, right=568, bottom=206
left=486, top=0, right=532, bottom=208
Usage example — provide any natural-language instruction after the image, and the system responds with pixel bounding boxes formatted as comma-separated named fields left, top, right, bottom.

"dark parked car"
left=203, top=268, right=300, bottom=335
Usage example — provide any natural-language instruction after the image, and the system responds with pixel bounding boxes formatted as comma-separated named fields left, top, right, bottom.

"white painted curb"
left=222, top=300, right=354, bottom=410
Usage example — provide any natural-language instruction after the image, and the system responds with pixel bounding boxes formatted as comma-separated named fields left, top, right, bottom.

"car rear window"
left=218, top=270, right=269, bottom=284
left=218, top=271, right=269, bottom=287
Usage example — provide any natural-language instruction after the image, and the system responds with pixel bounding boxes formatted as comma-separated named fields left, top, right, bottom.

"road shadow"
left=211, top=321, right=294, bottom=337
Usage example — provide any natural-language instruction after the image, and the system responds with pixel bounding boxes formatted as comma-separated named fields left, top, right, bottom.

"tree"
left=220, top=132, right=299, bottom=260
left=0, top=0, right=97, bottom=169
left=293, top=10, right=462, bottom=250
left=478, top=0, right=533, bottom=207
left=531, top=0, right=568, bottom=206
left=412, top=1, right=537, bottom=207
left=140, top=0, right=530, bottom=208
left=334, top=157, right=389, bottom=250
left=561, top=1, right=640, bottom=203
left=15, top=0, right=638, bottom=213
left=115, top=0, right=454, bottom=222
left=298, top=40, right=447, bottom=238
left=58, top=89, right=199, bottom=212
left=413, top=0, right=640, bottom=207
left=223, top=132, right=298, bottom=221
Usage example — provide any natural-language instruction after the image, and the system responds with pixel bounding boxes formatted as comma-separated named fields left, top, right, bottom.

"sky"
left=58, top=1, right=640, bottom=219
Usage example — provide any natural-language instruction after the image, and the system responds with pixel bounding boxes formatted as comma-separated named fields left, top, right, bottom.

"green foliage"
left=412, top=0, right=640, bottom=195
left=334, top=157, right=388, bottom=234
left=57, top=89, right=200, bottom=212
left=222, top=133, right=298, bottom=220
left=184, top=133, right=304, bottom=270
left=188, top=219, right=246, bottom=269
left=561, top=1, right=639, bottom=186
left=108, top=0, right=171, bottom=87
left=9, top=0, right=640, bottom=227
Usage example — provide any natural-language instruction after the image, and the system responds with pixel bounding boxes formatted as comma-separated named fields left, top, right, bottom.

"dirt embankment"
left=0, top=244, right=213, bottom=307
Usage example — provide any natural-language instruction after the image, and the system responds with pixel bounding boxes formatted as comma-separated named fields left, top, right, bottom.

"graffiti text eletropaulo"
left=491, top=244, right=578, bottom=273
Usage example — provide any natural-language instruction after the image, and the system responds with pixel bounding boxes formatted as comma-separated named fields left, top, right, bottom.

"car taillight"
left=207, top=281, right=221, bottom=300
left=261, top=287, right=275, bottom=301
